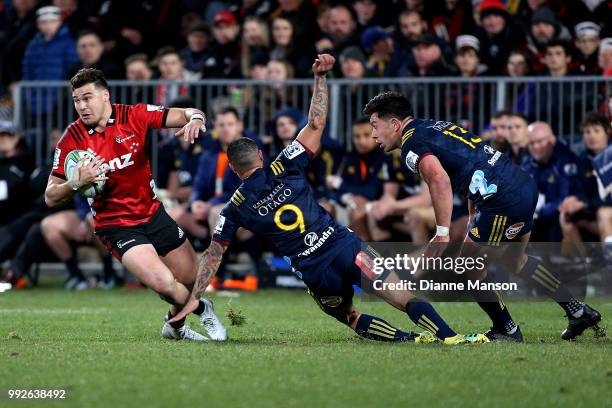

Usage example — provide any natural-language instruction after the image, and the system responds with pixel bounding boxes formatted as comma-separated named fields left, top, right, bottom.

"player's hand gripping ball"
left=64, top=150, right=107, bottom=198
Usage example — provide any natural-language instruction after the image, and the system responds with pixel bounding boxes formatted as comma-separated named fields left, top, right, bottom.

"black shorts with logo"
left=96, top=205, right=186, bottom=260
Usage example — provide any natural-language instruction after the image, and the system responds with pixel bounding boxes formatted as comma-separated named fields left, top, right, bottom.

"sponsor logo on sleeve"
left=214, top=215, right=226, bottom=235
left=283, top=141, right=305, bottom=159
left=146, top=104, right=164, bottom=112
left=53, top=148, right=61, bottom=170
left=505, top=222, right=525, bottom=240
left=405, top=151, right=419, bottom=173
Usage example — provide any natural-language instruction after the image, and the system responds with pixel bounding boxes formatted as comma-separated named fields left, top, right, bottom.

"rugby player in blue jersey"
left=363, top=91, right=602, bottom=341
left=169, top=55, right=488, bottom=345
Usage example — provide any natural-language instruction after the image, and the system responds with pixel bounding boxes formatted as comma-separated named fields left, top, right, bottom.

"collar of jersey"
left=84, top=104, right=117, bottom=134
left=242, top=167, right=267, bottom=191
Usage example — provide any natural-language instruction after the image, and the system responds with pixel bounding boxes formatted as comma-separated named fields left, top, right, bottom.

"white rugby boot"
left=198, top=298, right=228, bottom=341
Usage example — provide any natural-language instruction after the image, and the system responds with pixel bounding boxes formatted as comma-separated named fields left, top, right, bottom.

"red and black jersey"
left=51, top=103, right=168, bottom=230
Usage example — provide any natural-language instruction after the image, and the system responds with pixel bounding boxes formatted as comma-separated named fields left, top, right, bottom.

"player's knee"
left=150, top=275, right=176, bottom=298
left=41, top=216, right=62, bottom=238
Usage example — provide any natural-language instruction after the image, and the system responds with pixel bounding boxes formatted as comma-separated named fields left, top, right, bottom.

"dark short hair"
left=509, top=112, right=529, bottom=124
left=70, top=68, right=109, bottom=90
left=156, top=46, right=182, bottom=62
left=227, top=137, right=260, bottom=174
left=581, top=112, right=612, bottom=135
left=76, top=29, right=100, bottom=41
left=124, top=53, right=149, bottom=67
left=545, top=39, right=571, bottom=57
left=216, top=106, right=241, bottom=121
left=492, top=110, right=512, bottom=120
left=352, top=116, right=371, bottom=126
left=362, top=91, right=413, bottom=120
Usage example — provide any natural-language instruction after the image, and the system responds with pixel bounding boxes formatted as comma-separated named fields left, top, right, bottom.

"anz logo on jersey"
left=86, top=147, right=135, bottom=173
left=469, top=169, right=497, bottom=200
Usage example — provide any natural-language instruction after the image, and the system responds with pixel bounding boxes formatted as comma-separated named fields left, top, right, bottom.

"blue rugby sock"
left=520, top=256, right=584, bottom=317
left=354, top=314, right=414, bottom=342
left=405, top=298, right=457, bottom=340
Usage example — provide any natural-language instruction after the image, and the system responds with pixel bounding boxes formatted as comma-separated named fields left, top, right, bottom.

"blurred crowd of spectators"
left=1, top=0, right=612, bottom=97
left=0, top=0, right=611, bottom=290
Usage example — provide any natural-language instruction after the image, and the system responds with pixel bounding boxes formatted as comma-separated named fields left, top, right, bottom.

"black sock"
left=167, top=311, right=185, bottom=329
left=405, top=298, right=457, bottom=340
left=471, top=287, right=517, bottom=334
left=65, top=255, right=85, bottom=280
left=193, top=299, right=206, bottom=315
left=354, top=314, right=414, bottom=342
left=520, top=256, right=584, bottom=317
left=101, top=254, right=115, bottom=282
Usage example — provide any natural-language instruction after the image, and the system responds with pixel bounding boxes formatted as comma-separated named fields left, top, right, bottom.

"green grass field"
left=1, top=283, right=610, bottom=408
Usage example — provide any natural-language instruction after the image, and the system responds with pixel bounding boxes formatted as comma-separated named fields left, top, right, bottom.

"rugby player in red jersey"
left=45, top=68, right=227, bottom=341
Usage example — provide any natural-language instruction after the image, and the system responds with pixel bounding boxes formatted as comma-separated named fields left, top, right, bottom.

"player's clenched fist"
left=312, top=54, right=335, bottom=77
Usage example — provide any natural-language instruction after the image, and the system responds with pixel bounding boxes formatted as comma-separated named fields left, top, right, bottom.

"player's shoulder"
left=59, top=120, right=87, bottom=146
left=112, top=103, right=132, bottom=125
left=229, top=187, right=247, bottom=208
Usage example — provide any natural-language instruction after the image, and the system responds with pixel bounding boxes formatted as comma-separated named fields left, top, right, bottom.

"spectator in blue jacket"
left=22, top=6, right=78, bottom=115
left=523, top=122, right=584, bottom=241
left=558, top=113, right=612, bottom=252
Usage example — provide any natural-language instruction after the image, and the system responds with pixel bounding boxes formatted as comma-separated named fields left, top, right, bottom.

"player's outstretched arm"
left=295, top=54, right=335, bottom=154
left=168, top=240, right=228, bottom=323
left=165, top=108, right=207, bottom=144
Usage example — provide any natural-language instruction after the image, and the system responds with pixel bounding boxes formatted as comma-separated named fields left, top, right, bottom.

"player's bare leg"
left=121, top=244, right=208, bottom=341
left=41, top=211, right=89, bottom=290
left=161, top=239, right=227, bottom=340
left=597, top=206, right=612, bottom=244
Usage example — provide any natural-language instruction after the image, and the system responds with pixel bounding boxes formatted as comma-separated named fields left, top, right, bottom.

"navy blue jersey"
left=213, top=140, right=358, bottom=272
left=400, top=118, right=530, bottom=211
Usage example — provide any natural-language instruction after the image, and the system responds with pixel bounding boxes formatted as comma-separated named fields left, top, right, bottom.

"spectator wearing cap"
left=202, top=10, right=241, bottom=78
left=527, top=6, right=572, bottom=71
left=337, top=46, right=374, bottom=131
left=409, top=33, right=456, bottom=77
left=454, top=34, right=487, bottom=76
left=361, top=26, right=394, bottom=77
left=574, top=21, right=602, bottom=75
left=451, top=34, right=491, bottom=131
left=181, top=24, right=212, bottom=75
left=22, top=6, right=78, bottom=117
left=240, top=17, right=269, bottom=79
left=0, top=0, right=38, bottom=93
left=599, top=38, right=612, bottom=76
left=473, top=0, right=526, bottom=75
left=68, top=30, right=122, bottom=80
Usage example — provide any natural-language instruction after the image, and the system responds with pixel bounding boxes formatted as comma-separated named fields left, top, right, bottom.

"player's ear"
left=228, top=161, right=237, bottom=174
left=102, top=89, right=110, bottom=102
left=258, top=149, right=263, bottom=164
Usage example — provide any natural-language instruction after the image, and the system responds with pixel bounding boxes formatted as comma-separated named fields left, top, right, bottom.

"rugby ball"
left=64, top=149, right=106, bottom=198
